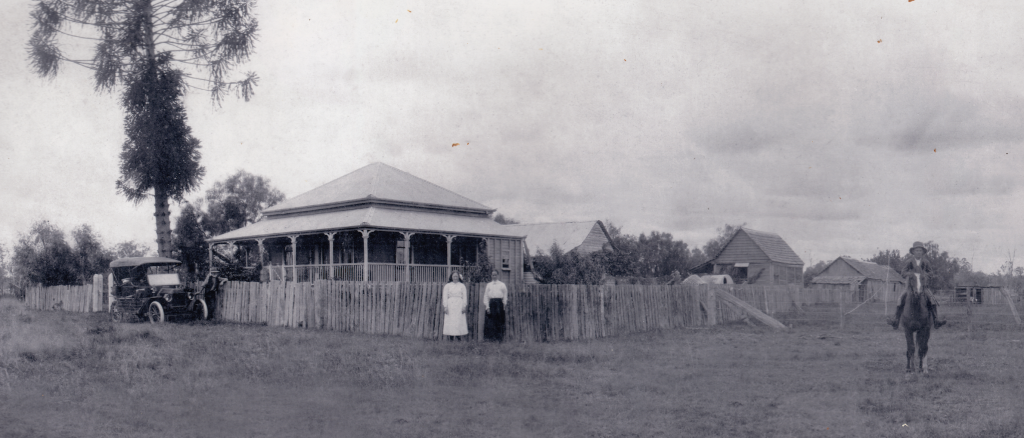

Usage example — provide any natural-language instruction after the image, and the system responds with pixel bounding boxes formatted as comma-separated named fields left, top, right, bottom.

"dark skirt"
left=484, top=298, right=506, bottom=342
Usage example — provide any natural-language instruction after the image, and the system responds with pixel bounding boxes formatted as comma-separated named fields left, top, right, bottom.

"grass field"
left=1, top=296, right=1022, bottom=438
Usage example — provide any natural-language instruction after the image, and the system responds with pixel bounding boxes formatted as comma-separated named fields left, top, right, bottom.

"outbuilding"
left=690, top=227, right=804, bottom=285
left=811, top=256, right=905, bottom=303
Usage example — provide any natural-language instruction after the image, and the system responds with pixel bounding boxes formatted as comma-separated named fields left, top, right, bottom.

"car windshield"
left=146, top=266, right=180, bottom=286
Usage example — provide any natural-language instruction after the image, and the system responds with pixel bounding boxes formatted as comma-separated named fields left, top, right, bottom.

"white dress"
left=442, top=282, right=469, bottom=336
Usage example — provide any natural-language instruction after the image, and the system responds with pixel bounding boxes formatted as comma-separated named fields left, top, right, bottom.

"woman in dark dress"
left=483, top=269, right=508, bottom=342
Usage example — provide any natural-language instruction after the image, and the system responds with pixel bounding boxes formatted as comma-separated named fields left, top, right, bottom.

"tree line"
left=525, top=222, right=744, bottom=285
left=1, top=170, right=282, bottom=289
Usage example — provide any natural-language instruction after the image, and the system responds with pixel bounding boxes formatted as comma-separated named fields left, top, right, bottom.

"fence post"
left=599, top=286, right=606, bottom=338
left=966, top=301, right=972, bottom=334
left=838, top=299, right=844, bottom=330
left=107, top=273, right=114, bottom=312
left=706, top=285, right=717, bottom=326
left=92, top=274, right=102, bottom=312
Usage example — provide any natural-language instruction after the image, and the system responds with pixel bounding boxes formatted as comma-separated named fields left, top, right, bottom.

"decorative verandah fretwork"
left=209, top=228, right=486, bottom=283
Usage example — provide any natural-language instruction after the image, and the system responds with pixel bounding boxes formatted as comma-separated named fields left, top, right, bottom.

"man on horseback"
left=892, top=241, right=947, bottom=329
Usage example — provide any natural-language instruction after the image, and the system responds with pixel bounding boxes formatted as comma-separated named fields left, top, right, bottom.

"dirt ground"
left=1, top=297, right=1022, bottom=437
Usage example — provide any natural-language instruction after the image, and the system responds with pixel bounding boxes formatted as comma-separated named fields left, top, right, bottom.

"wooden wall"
left=576, top=222, right=611, bottom=255
left=485, top=237, right=523, bottom=284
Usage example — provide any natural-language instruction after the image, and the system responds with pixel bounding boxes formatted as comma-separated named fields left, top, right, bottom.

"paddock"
left=2, top=295, right=1022, bottom=438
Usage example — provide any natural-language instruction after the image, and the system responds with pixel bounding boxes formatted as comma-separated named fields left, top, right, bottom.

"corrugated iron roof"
left=503, top=221, right=610, bottom=255
left=263, top=163, right=493, bottom=216
left=739, top=228, right=804, bottom=265
left=811, top=275, right=866, bottom=285
left=209, top=205, right=523, bottom=242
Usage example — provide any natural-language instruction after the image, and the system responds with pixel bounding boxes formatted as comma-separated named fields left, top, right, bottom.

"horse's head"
left=908, top=273, right=926, bottom=294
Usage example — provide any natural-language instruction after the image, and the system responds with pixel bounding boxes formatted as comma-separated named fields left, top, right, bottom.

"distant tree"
left=687, top=247, right=708, bottom=270
left=13, top=221, right=78, bottom=286
left=802, top=260, right=828, bottom=287
left=112, top=241, right=152, bottom=259
left=201, top=170, right=285, bottom=237
left=71, top=225, right=115, bottom=283
left=173, top=202, right=209, bottom=280
left=634, top=231, right=690, bottom=277
left=0, top=243, right=11, bottom=292
left=28, top=0, right=260, bottom=257
left=492, top=213, right=520, bottom=225
left=866, top=249, right=903, bottom=274
left=593, top=221, right=640, bottom=277
left=534, top=243, right=605, bottom=285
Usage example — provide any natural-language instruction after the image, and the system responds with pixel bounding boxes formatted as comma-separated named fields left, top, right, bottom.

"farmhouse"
left=207, top=163, right=525, bottom=284
left=810, top=257, right=905, bottom=303
left=690, top=227, right=803, bottom=285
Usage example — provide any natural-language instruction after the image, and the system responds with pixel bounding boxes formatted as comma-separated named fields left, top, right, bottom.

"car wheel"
left=192, top=299, right=208, bottom=321
left=111, top=302, right=126, bottom=323
left=148, top=301, right=165, bottom=324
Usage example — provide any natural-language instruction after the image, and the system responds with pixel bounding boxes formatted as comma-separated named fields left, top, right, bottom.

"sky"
left=1, top=1, right=1022, bottom=274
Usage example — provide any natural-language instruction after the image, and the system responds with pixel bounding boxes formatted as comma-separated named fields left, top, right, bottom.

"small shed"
left=954, top=284, right=1002, bottom=304
left=691, top=227, right=803, bottom=285
left=811, top=257, right=905, bottom=303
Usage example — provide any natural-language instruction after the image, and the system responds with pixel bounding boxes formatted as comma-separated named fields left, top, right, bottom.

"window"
left=501, top=248, right=511, bottom=270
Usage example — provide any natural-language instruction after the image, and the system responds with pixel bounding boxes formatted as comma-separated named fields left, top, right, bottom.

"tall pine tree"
left=28, top=0, right=259, bottom=257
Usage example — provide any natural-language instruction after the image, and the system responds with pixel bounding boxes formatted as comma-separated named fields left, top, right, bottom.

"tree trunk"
left=154, top=188, right=173, bottom=258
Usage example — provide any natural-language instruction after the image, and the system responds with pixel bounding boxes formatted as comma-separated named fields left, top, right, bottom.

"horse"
left=896, top=273, right=933, bottom=373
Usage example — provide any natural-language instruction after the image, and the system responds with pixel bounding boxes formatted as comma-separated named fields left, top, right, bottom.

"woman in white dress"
left=442, top=271, right=469, bottom=341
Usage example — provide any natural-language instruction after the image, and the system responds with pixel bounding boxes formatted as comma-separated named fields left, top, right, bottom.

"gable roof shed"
left=503, top=221, right=614, bottom=256
left=711, top=227, right=803, bottom=266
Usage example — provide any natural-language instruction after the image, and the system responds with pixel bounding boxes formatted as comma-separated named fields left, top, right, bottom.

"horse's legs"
left=918, top=326, right=931, bottom=374
left=904, top=328, right=916, bottom=373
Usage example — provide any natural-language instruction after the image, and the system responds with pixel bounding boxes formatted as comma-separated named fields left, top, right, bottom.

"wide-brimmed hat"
left=909, top=241, right=928, bottom=254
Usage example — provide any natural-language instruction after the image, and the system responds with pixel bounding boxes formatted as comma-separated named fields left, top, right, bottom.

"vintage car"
left=109, top=257, right=209, bottom=323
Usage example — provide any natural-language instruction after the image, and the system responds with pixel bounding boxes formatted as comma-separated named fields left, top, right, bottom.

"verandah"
left=222, top=229, right=484, bottom=283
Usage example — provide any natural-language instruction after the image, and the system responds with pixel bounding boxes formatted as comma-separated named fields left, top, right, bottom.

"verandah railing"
left=267, top=263, right=461, bottom=283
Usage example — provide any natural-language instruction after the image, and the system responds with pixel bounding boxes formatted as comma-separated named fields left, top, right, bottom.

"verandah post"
left=324, top=232, right=336, bottom=281
left=288, top=235, right=299, bottom=282
left=359, top=229, right=372, bottom=282
left=444, top=234, right=455, bottom=280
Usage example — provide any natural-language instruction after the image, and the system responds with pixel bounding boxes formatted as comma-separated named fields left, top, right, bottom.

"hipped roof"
left=209, top=163, right=520, bottom=243
left=263, top=162, right=494, bottom=216
left=210, top=205, right=523, bottom=242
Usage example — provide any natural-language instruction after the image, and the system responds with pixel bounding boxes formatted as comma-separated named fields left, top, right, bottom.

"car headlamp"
left=164, top=293, right=173, bottom=302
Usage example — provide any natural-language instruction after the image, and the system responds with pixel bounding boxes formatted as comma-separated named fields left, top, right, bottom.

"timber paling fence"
left=213, top=282, right=816, bottom=341
left=23, top=274, right=106, bottom=313
left=22, top=278, right=1021, bottom=337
